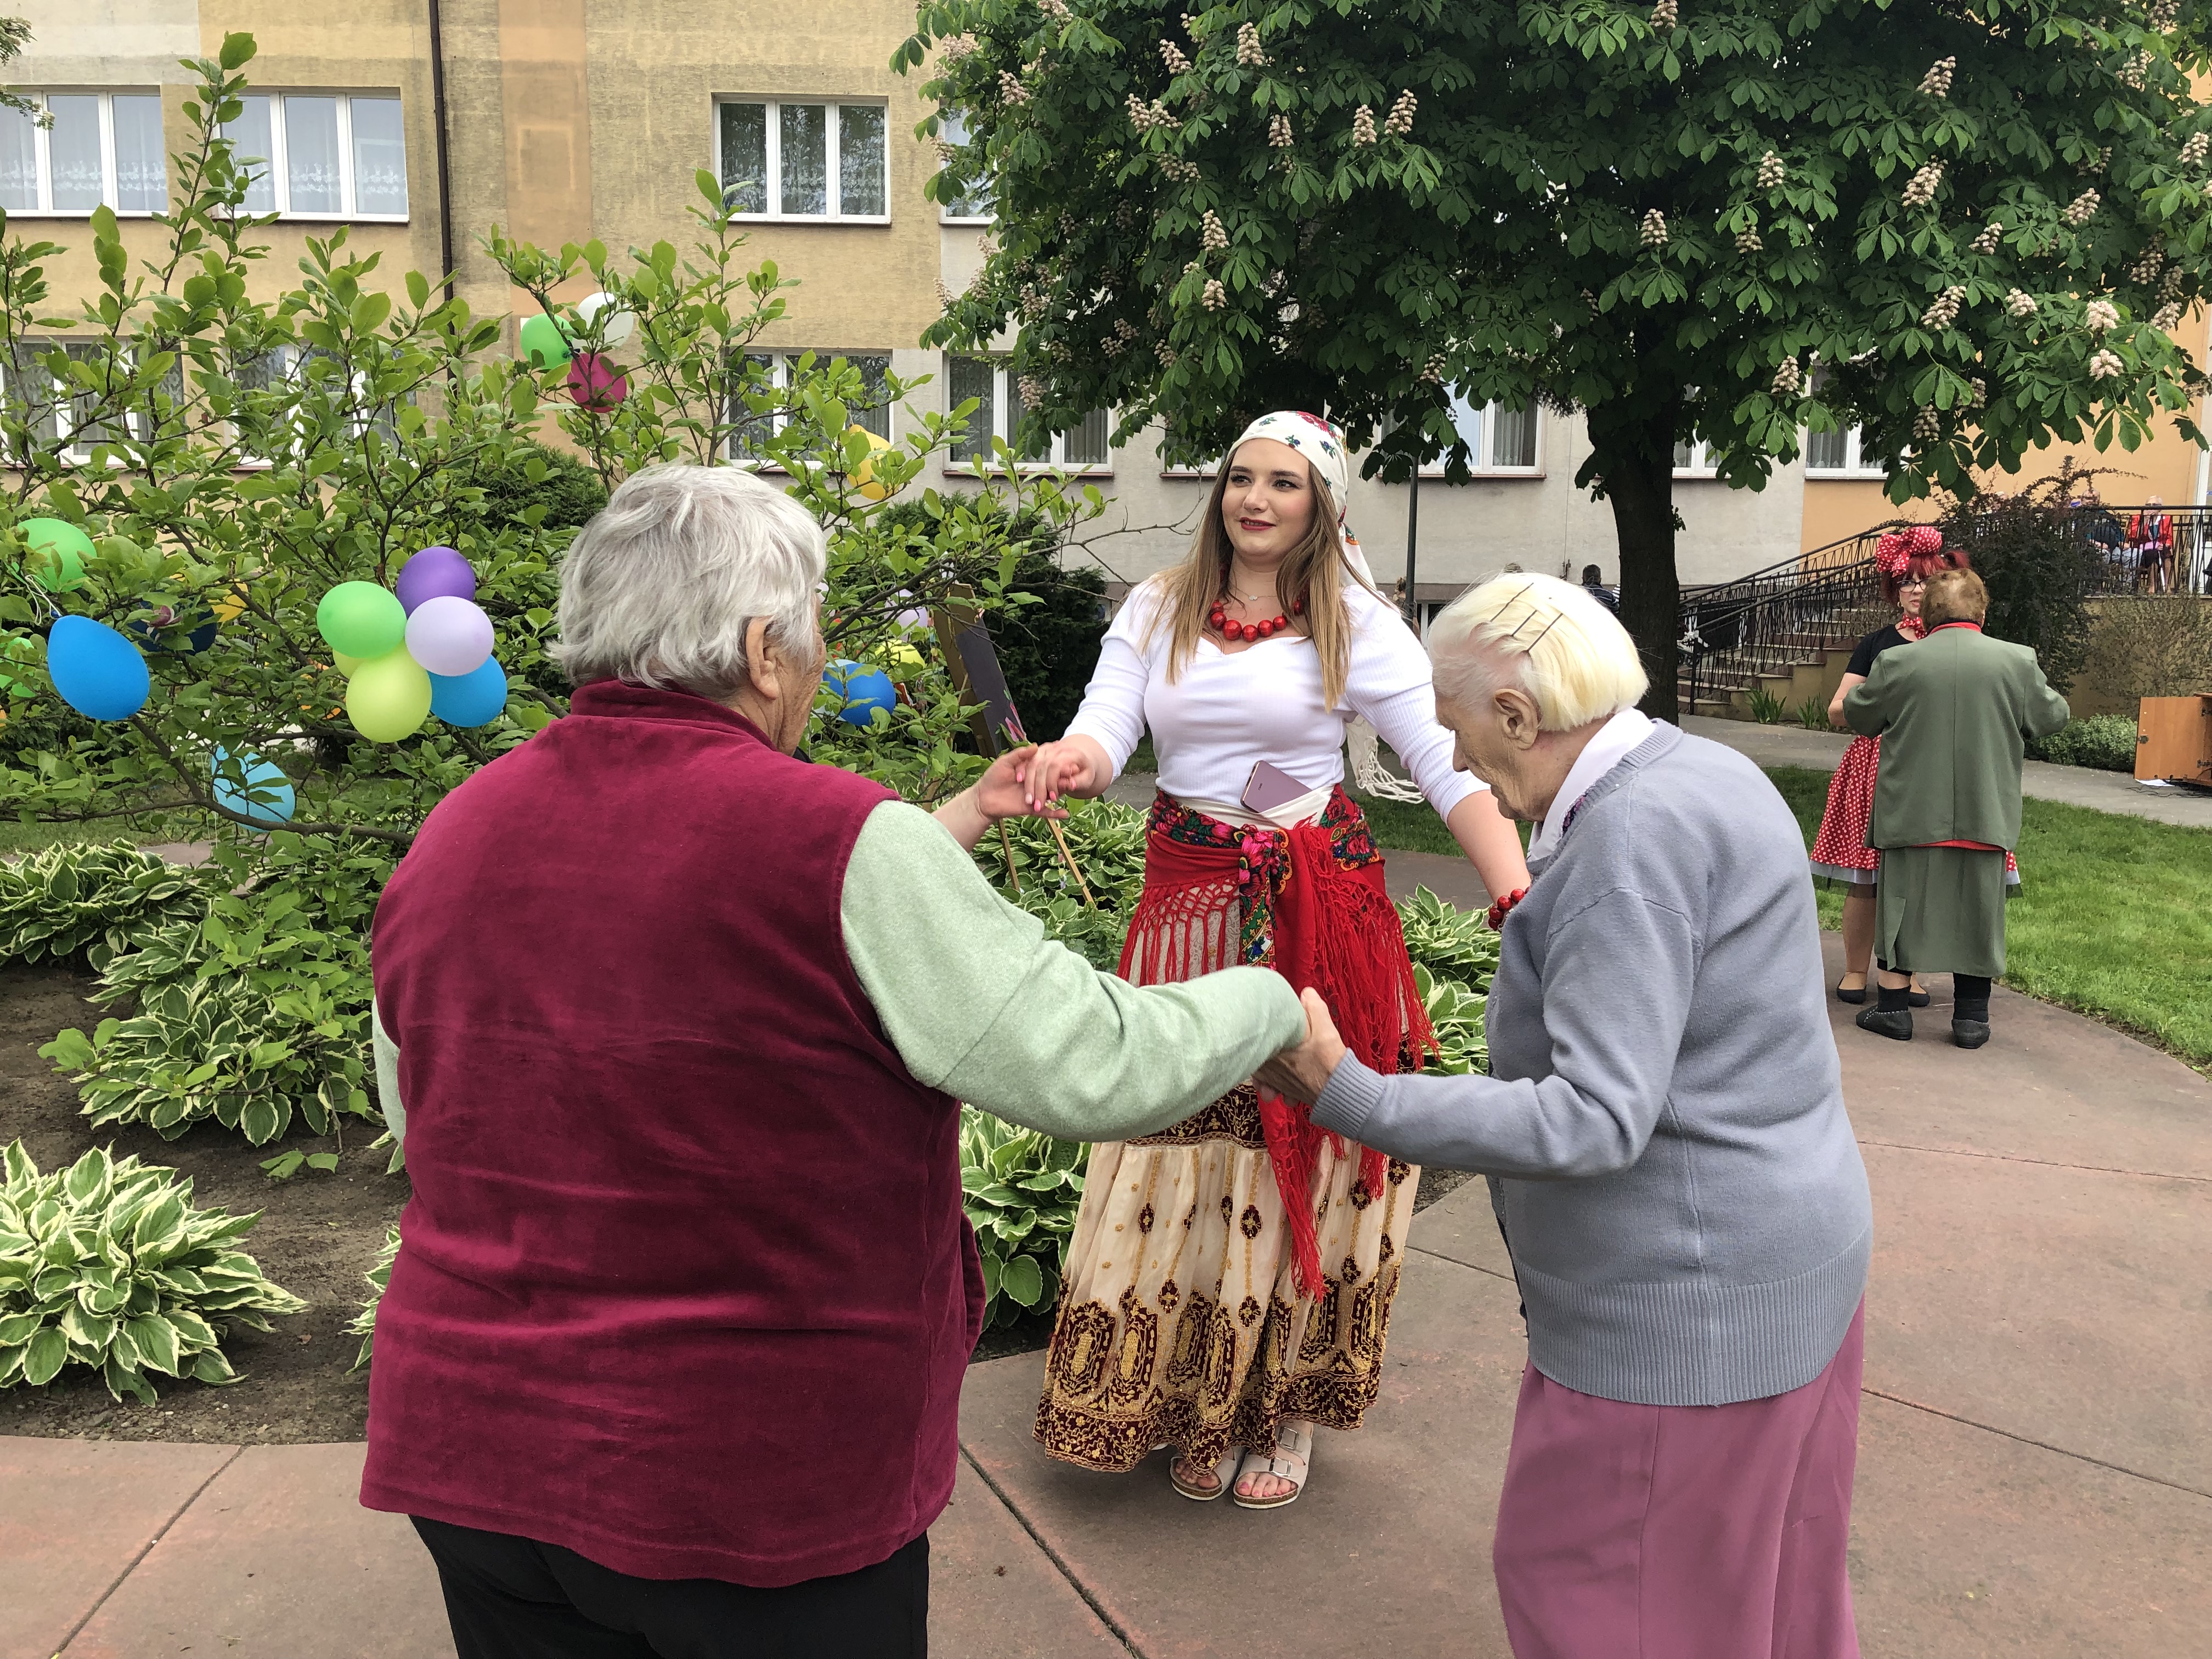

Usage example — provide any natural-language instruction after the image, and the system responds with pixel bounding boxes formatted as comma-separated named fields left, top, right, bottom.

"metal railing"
left=1678, top=505, right=2207, bottom=715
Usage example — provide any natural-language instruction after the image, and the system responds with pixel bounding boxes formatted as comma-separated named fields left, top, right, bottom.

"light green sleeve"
left=370, top=997, right=405, bottom=1145
left=840, top=802, right=1306, bottom=1141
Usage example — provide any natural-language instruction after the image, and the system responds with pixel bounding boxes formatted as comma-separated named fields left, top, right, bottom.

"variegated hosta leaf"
left=958, top=1104, right=1085, bottom=1331
left=0, top=1140, right=303, bottom=1403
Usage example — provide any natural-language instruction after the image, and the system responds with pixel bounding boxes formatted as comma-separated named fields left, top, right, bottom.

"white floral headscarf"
left=1227, top=409, right=1374, bottom=583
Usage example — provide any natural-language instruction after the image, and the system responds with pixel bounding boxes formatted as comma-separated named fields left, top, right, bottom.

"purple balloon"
left=404, top=595, right=496, bottom=677
left=396, top=545, right=476, bottom=614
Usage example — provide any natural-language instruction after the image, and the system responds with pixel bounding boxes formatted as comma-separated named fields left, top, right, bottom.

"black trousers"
left=411, top=1517, right=928, bottom=1659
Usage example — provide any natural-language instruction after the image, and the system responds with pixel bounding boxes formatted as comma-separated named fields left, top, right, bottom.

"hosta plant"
left=1415, top=964, right=1491, bottom=1078
left=1396, top=884, right=1500, bottom=996
left=0, top=1142, right=303, bottom=1403
left=0, top=842, right=209, bottom=973
left=41, top=889, right=376, bottom=1148
left=960, top=1105, right=1087, bottom=1328
left=347, top=1223, right=400, bottom=1370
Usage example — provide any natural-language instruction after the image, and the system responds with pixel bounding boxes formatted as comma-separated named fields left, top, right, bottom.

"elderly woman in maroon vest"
left=360, top=465, right=1307, bottom=1659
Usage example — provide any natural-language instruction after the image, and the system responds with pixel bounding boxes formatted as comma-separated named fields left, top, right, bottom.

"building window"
left=935, top=111, right=991, bottom=222
left=1804, top=424, right=1887, bottom=479
left=946, top=356, right=1110, bottom=471
left=1673, top=437, right=1718, bottom=477
left=1418, top=396, right=1541, bottom=476
left=221, top=93, right=408, bottom=220
left=718, top=99, right=888, bottom=222
left=0, top=341, right=188, bottom=461
left=727, top=351, right=893, bottom=463
left=0, top=92, right=166, bottom=215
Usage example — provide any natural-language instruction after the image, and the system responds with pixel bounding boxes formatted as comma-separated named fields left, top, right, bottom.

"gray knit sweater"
left=1316, top=725, right=1871, bottom=1406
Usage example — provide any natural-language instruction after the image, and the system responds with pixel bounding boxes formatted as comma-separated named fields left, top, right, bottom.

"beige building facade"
left=13, top=0, right=2205, bottom=603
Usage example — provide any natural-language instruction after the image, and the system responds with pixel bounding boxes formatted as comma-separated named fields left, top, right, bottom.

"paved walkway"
left=1683, top=715, right=2212, bottom=829
left=4, top=936, right=2205, bottom=1658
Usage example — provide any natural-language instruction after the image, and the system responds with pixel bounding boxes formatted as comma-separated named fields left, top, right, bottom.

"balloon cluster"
left=21, top=519, right=161, bottom=724
left=316, top=546, right=508, bottom=742
left=521, top=292, right=634, bottom=413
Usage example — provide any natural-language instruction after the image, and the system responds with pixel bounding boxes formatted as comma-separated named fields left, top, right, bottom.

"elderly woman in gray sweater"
left=1262, top=572, right=1872, bottom=1659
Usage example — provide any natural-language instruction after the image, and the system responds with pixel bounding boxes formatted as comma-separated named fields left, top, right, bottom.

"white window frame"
left=715, top=97, right=891, bottom=225
left=935, top=110, right=991, bottom=224
left=0, top=91, right=167, bottom=217
left=223, top=92, right=409, bottom=223
left=725, top=349, right=894, bottom=466
left=1417, top=395, right=1543, bottom=478
left=943, top=355, right=1113, bottom=475
left=1673, top=437, right=1719, bottom=478
left=1802, top=423, right=1888, bottom=480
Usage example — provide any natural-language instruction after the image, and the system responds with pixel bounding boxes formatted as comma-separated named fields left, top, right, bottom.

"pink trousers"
left=1492, top=1304, right=1864, bottom=1659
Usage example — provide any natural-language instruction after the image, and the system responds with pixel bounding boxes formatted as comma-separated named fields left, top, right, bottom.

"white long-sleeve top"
left=1063, top=576, right=1485, bottom=820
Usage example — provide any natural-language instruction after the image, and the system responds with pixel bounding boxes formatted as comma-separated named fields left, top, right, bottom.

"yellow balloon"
left=346, top=647, right=432, bottom=743
left=332, top=651, right=365, bottom=675
left=848, top=424, right=896, bottom=503
left=212, top=586, right=248, bottom=623
left=881, top=640, right=924, bottom=670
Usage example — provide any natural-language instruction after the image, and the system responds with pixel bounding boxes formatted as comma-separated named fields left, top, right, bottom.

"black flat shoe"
left=1907, top=988, right=1932, bottom=1008
left=1835, top=981, right=1869, bottom=1005
left=1856, top=1007, right=1914, bottom=1041
left=1951, top=1019, right=1990, bottom=1050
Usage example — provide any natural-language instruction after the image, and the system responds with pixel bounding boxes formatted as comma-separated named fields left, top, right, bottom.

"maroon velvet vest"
left=360, top=682, right=983, bottom=1587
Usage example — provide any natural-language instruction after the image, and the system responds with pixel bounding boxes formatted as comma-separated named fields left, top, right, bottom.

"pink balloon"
left=404, top=595, right=495, bottom=677
left=567, top=351, right=629, bottom=413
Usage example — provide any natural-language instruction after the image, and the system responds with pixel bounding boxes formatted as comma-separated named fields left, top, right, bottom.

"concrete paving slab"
left=1822, top=935, right=2212, bottom=1180
left=1849, top=1391, right=2212, bottom=1659
left=0, top=1436, right=237, bottom=1659
left=930, top=1455, right=1127, bottom=1659
left=1859, top=1141, right=2211, bottom=1495
left=960, top=1250, right=1525, bottom=1659
left=1402, top=1175, right=1515, bottom=1283
left=62, top=1442, right=454, bottom=1659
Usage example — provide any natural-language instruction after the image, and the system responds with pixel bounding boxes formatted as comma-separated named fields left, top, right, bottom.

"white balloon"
left=404, top=595, right=495, bottom=678
left=577, top=291, right=636, bottom=346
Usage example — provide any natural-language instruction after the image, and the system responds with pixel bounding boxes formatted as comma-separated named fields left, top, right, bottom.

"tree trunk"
left=1588, top=416, right=1681, bottom=723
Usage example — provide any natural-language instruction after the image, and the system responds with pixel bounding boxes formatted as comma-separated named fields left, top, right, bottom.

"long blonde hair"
left=1142, top=459, right=1372, bottom=709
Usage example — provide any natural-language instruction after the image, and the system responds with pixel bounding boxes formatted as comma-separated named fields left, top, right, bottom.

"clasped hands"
left=1256, top=988, right=1349, bottom=1107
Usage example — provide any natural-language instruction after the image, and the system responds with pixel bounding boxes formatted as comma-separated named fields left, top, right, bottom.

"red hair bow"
left=1872, top=524, right=1944, bottom=579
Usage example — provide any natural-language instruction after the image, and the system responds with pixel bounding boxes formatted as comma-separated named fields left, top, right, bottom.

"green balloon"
left=346, top=647, right=432, bottom=743
left=19, top=517, right=94, bottom=591
left=519, top=312, right=573, bottom=370
left=316, top=581, right=407, bottom=660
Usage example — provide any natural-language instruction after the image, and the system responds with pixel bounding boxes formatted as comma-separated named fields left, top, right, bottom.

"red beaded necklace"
left=1208, top=592, right=1305, bottom=644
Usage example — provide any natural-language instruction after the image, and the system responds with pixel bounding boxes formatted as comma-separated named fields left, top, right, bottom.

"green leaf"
left=999, top=1252, right=1045, bottom=1307
left=123, top=1312, right=182, bottom=1375
left=23, top=1324, right=66, bottom=1385
left=218, top=31, right=256, bottom=70
left=240, top=1097, right=281, bottom=1145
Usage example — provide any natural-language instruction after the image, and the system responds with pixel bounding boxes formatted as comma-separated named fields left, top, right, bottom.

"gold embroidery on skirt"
left=1034, top=1099, right=1416, bottom=1474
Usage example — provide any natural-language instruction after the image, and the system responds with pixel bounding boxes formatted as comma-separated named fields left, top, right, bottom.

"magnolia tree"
left=0, top=37, right=1092, bottom=1154
left=900, top=0, right=2212, bottom=714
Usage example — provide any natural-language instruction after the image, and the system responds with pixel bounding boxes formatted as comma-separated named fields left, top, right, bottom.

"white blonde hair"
left=1429, top=572, right=1649, bottom=731
left=553, top=464, right=825, bottom=699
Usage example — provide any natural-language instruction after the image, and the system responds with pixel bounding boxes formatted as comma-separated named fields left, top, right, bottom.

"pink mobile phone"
left=1242, top=760, right=1314, bottom=816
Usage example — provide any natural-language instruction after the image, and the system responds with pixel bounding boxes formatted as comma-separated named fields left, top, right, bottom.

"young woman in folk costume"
left=1014, top=411, right=1531, bottom=1508
left=1812, top=527, right=2016, bottom=1002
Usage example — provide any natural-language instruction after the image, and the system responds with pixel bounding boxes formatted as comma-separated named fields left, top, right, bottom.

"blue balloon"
left=826, top=659, right=896, bottom=727
left=211, top=746, right=294, bottom=831
left=428, top=656, right=508, bottom=728
left=46, top=614, right=149, bottom=721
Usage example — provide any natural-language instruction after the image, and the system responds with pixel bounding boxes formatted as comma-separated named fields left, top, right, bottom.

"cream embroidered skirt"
left=1033, top=1085, right=1417, bottom=1472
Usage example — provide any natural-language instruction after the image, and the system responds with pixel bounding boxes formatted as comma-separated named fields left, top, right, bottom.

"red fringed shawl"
left=1118, top=788, right=1436, bottom=1296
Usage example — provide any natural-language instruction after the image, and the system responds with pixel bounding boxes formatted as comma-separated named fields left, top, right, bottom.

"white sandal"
left=1232, top=1420, right=1313, bottom=1510
left=1169, top=1445, right=1243, bottom=1502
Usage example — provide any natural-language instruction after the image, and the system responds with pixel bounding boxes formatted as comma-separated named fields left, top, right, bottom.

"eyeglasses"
left=1898, top=578, right=1928, bottom=589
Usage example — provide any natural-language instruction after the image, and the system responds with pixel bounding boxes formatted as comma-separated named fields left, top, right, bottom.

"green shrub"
left=0, top=843, right=208, bottom=972
left=1795, top=695, right=1832, bottom=731
left=348, top=1223, right=400, bottom=1370
left=961, top=1108, right=1086, bottom=1329
left=1746, top=687, right=1787, bottom=723
left=0, top=1142, right=303, bottom=1403
left=38, top=845, right=383, bottom=1147
left=2029, top=714, right=2141, bottom=772
left=1396, top=883, right=1500, bottom=995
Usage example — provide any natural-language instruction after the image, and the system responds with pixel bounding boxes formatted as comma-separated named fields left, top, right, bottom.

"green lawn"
left=1764, top=764, right=2212, bottom=1065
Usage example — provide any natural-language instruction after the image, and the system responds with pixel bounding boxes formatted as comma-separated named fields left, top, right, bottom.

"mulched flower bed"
left=4, top=961, right=1481, bottom=1441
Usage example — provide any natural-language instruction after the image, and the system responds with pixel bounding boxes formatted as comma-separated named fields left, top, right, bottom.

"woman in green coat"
left=1841, top=568, right=2072, bottom=1048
